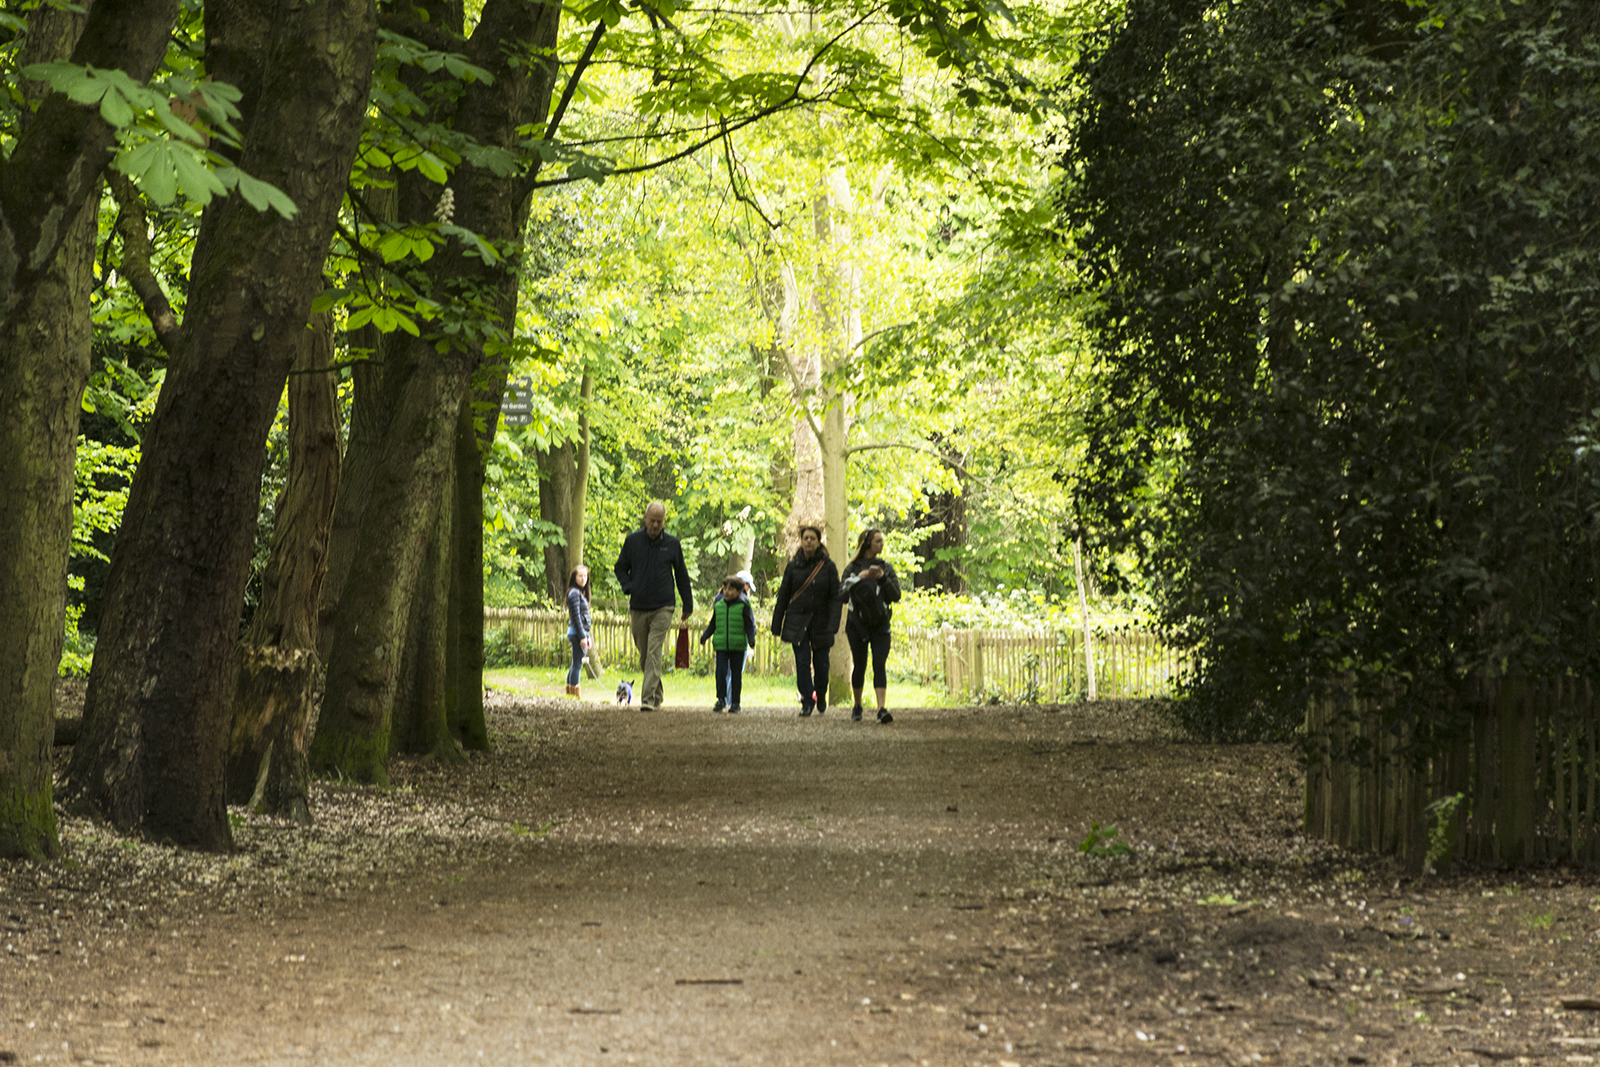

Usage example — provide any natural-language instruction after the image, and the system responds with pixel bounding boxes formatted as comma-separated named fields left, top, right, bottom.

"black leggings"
left=847, top=625, right=891, bottom=690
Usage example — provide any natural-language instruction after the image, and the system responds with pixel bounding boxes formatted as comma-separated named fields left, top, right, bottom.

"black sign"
left=502, top=376, right=533, bottom=427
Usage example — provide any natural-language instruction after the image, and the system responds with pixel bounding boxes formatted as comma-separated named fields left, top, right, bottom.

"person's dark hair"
left=796, top=524, right=829, bottom=560
left=567, top=566, right=592, bottom=603
left=850, top=527, right=884, bottom=568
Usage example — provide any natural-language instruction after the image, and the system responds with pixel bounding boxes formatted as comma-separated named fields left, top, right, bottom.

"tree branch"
left=546, top=20, right=608, bottom=145
left=844, top=439, right=973, bottom=479
left=526, top=8, right=878, bottom=191
left=107, top=172, right=183, bottom=355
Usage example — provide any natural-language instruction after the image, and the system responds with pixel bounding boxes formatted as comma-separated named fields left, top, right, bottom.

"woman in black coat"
left=838, top=527, right=901, bottom=723
left=770, top=524, right=841, bottom=716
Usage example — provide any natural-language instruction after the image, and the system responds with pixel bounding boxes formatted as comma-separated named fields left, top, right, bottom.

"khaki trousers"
left=630, top=606, right=676, bottom=710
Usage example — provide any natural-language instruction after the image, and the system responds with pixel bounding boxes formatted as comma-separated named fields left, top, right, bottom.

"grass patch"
left=484, top=666, right=957, bottom=709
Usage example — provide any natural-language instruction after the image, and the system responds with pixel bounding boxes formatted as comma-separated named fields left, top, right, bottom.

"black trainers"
left=851, top=706, right=863, bottom=721
left=712, top=701, right=726, bottom=713
left=727, top=706, right=739, bottom=715
left=877, top=708, right=893, bottom=724
left=799, top=705, right=813, bottom=717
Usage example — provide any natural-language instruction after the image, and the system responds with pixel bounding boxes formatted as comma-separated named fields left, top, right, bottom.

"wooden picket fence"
left=484, top=609, right=1185, bottom=702
left=1304, top=676, right=1600, bottom=869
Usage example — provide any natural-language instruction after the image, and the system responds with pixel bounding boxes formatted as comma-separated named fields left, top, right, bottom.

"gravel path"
left=4, top=696, right=1599, bottom=1065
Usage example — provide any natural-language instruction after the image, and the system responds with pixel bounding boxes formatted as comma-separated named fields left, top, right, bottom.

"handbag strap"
left=791, top=559, right=826, bottom=602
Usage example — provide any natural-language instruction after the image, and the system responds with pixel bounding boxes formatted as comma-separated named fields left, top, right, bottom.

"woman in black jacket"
left=838, top=527, right=901, bottom=723
left=770, top=524, right=841, bottom=716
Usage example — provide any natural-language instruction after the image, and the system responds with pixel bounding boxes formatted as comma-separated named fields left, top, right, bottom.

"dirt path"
left=4, top=697, right=1600, bottom=1065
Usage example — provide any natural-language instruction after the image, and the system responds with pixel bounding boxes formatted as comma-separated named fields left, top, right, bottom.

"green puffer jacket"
left=700, top=595, right=757, bottom=652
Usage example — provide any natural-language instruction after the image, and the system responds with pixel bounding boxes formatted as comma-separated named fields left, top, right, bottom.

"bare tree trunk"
left=311, top=349, right=471, bottom=784
left=68, top=0, right=377, bottom=849
left=317, top=185, right=395, bottom=662
left=226, top=315, right=341, bottom=823
left=537, top=439, right=577, bottom=600
left=0, top=4, right=98, bottom=860
left=394, top=454, right=462, bottom=762
left=813, top=169, right=859, bottom=709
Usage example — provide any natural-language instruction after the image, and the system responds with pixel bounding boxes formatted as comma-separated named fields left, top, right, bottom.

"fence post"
left=973, top=633, right=985, bottom=696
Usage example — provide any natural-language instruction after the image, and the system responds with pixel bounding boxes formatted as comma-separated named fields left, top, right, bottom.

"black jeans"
left=847, top=625, right=891, bottom=691
left=791, top=634, right=830, bottom=710
left=715, top=649, right=746, bottom=709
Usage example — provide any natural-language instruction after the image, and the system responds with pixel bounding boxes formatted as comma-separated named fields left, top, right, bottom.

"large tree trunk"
left=312, top=0, right=562, bottom=777
left=446, top=369, right=502, bottom=750
left=226, top=315, right=341, bottom=823
left=813, top=169, right=859, bottom=709
left=311, top=350, right=471, bottom=784
left=0, top=4, right=98, bottom=861
left=537, top=439, right=577, bottom=600
left=67, top=0, right=377, bottom=849
left=393, top=453, right=462, bottom=763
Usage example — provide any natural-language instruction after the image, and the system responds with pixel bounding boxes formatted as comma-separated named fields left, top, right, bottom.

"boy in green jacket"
left=700, top=576, right=757, bottom=713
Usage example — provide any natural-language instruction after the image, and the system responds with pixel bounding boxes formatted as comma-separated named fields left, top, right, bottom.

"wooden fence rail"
left=484, top=609, right=1186, bottom=702
left=1304, top=676, right=1600, bottom=869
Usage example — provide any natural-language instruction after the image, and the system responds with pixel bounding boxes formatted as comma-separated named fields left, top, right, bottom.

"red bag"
left=674, top=625, right=691, bottom=669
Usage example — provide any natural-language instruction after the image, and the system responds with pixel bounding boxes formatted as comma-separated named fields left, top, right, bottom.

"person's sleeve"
left=744, top=604, right=757, bottom=648
left=613, top=538, right=632, bottom=594
left=700, top=615, right=714, bottom=644
left=881, top=563, right=902, bottom=603
left=770, top=568, right=790, bottom=634
left=673, top=545, right=693, bottom=615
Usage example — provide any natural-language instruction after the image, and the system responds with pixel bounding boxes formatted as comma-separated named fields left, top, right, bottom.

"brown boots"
left=565, top=684, right=582, bottom=700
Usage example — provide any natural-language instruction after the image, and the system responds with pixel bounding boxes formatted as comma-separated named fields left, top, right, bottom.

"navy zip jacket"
left=613, top=527, right=694, bottom=614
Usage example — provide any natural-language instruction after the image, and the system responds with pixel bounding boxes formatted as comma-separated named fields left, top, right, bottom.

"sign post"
left=502, top=376, right=533, bottom=427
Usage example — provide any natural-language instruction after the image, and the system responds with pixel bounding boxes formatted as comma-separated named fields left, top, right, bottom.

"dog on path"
left=615, top=680, right=634, bottom=706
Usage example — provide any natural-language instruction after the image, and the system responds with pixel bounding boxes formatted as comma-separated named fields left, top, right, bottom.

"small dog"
left=615, top=680, right=634, bottom=706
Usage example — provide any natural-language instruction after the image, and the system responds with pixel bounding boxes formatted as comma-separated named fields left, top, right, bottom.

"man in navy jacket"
left=613, top=501, right=694, bottom=711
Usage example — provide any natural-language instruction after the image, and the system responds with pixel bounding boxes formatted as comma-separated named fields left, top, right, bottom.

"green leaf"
left=415, top=151, right=449, bottom=184
left=236, top=170, right=298, bottom=218
left=98, top=87, right=134, bottom=128
left=171, top=145, right=226, bottom=205
left=310, top=289, right=348, bottom=314
left=139, top=146, right=178, bottom=206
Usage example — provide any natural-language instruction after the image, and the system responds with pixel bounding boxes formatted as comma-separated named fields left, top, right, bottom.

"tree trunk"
left=68, top=0, right=377, bottom=849
left=537, top=439, right=577, bottom=600
left=312, top=348, right=470, bottom=784
left=447, top=376, right=494, bottom=750
left=226, top=315, right=341, bottom=822
left=227, top=646, right=316, bottom=823
left=318, top=317, right=394, bottom=660
left=814, top=169, right=859, bottom=709
left=0, top=5, right=99, bottom=860
left=393, top=453, right=463, bottom=763
left=313, top=0, right=562, bottom=777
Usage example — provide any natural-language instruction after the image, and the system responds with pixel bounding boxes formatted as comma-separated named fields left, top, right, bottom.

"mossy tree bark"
left=67, top=0, right=377, bottom=850
left=0, top=4, right=100, bottom=861
left=393, top=451, right=463, bottom=763
left=226, top=315, right=342, bottom=823
left=313, top=0, right=562, bottom=779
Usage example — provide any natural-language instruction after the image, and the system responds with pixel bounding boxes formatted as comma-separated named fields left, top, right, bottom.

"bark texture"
left=0, top=3, right=100, bottom=861
left=314, top=0, right=562, bottom=778
left=68, top=0, right=377, bottom=849
left=226, top=315, right=341, bottom=822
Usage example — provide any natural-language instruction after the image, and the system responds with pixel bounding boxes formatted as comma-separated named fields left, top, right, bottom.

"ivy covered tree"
left=1065, top=0, right=1600, bottom=739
